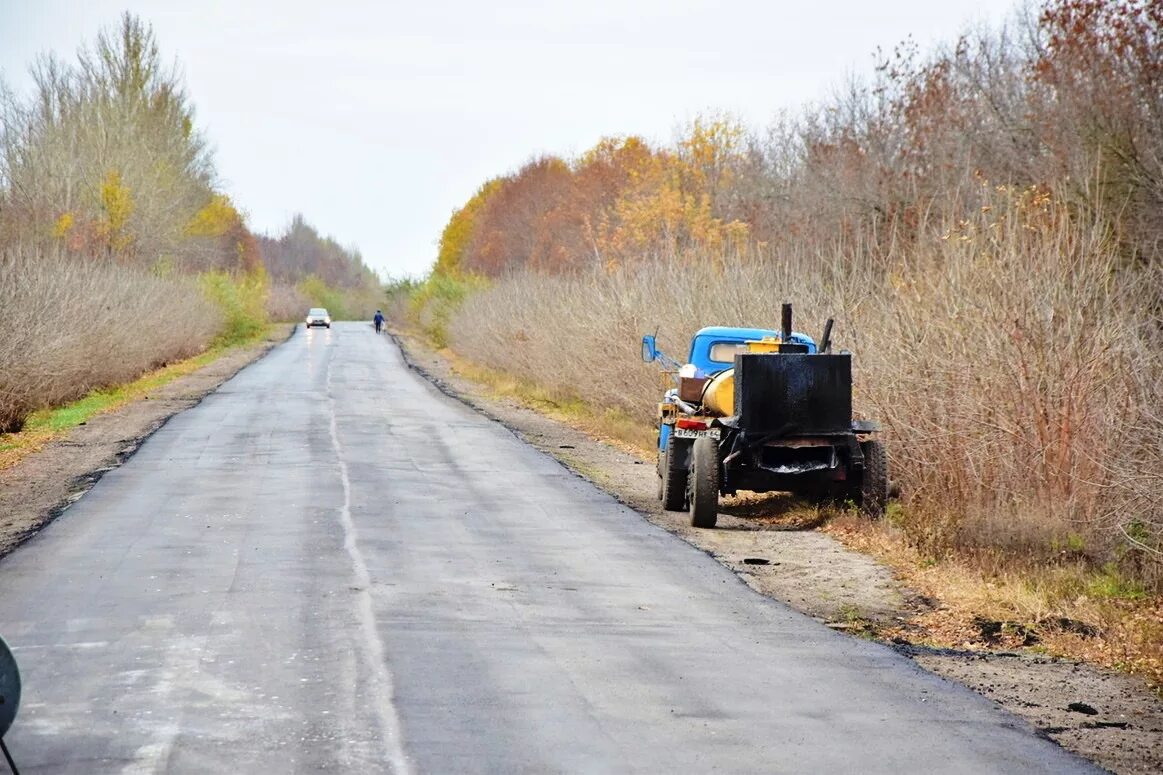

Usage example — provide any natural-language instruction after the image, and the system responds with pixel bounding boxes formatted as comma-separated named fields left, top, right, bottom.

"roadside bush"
left=0, top=246, right=221, bottom=432
left=406, top=273, right=487, bottom=347
left=200, top=270, right=269, bottom=347
left=266, top=282, right=311, bottom=322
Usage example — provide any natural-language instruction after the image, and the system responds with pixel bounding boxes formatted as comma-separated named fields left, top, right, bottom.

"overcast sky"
left=0, top=0, right=1020, bottom=278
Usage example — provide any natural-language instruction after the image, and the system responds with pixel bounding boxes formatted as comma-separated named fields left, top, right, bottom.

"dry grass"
left=0, top=342, right=231, bottom=470
left=0, top=246, right=221, bottom=432
left=828, top=516, right=1163, bottom=688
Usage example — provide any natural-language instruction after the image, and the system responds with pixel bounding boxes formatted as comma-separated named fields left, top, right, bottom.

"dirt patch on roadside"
left=0, top=326, right=292, bottom=559
left=391, top=328, right=1163, bottom=775
left=910, top=649, right=1163, bottom=775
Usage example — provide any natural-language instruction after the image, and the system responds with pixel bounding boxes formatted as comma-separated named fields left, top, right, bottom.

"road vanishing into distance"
left=0, top=323, right=1095, bottom=773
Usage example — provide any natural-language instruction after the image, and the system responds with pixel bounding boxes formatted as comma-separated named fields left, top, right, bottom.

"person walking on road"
left=373, top=309, right=385, bottom=333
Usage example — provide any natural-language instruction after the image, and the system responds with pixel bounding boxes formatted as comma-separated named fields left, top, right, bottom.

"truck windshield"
left=708, top=342, right=747, bottom=364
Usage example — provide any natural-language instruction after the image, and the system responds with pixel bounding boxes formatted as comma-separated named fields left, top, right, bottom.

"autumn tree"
left=435, top=179, right=502, bottom=276
left=461, top=156, right=575, bottom=275
left=0, top=13, right=241, bottom=270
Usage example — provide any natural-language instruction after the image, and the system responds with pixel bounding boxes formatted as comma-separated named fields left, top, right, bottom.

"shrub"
left=407, top=273, right=487, bottom=348
left=267, top=282, right=311, bottom=322
left=200, top=270, right=269, bottom=347
left=0, top=246, right=221, bottom=432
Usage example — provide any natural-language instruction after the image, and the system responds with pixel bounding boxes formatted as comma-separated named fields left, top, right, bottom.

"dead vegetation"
left=0, top=246, right=220, bottom=432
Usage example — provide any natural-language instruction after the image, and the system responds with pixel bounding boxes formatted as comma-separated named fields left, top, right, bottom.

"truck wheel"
left=859, top=440, right=888, bottom=518
left=660, top=440, right=690, bottom=511
left=688, top=436, right=720, bottom=528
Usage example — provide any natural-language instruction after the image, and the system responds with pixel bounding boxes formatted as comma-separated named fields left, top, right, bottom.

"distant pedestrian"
left=373, top=309, right=385, bottom=333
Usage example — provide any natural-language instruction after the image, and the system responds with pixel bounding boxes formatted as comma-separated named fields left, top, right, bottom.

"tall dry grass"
left=447, top=183, right=1163, bottom=586
left=0, top=246, right=222, bottom=432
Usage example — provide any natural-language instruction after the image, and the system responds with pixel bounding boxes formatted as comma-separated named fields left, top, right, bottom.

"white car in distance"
left=305, top=308, right=331, bottom=328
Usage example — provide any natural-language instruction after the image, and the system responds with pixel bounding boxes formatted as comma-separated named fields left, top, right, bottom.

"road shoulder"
left=389, top=327, right=1163, bottom=775
left=0, top=325, right=294, bottom=559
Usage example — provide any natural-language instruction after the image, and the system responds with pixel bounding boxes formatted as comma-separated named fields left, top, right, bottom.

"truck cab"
left=649, top=327, right=818, bottom=454
left=641, top=306, right=887, bottom=527
left=686, top=326, right=817, bottom=378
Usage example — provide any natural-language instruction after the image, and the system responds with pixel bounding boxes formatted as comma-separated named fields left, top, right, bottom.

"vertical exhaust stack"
left=821, top=318, right=834, bottom=354
left=781, top=303, right=793, bottom=344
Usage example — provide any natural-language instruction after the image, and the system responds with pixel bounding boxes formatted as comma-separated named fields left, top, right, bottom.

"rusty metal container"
left=678, top=376, right=709, bottom=403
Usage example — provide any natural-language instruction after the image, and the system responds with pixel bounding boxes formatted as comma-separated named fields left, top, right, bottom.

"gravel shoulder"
left=391, top=328, right=1163, bottom=775
left=0, top=325, right=293, bottom=559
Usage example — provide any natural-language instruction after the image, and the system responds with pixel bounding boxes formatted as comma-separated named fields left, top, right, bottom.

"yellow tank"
left=701, top=370, right=735, bottom=417
left=700, top=338, right=782, bottom=417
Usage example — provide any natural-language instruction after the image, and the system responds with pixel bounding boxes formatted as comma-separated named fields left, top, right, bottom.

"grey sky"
left=0, top=0, right=1020, bottom=278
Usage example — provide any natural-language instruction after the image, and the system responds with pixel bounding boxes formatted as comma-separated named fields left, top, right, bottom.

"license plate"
left=674, top=427, right=720, bottom=440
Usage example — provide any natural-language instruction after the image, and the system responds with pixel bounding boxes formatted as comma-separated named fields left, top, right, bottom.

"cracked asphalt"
left=0, top=323, right=1097, bottom=773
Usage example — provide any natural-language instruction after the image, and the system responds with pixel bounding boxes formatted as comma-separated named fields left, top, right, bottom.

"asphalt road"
left=0, top=323, right=1095, bottom=773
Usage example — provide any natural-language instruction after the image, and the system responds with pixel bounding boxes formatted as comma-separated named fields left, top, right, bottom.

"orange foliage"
left=436, top=179, right=503, bottom=276
left=452, top=122, right=753, bottom=277
left=439, top=2, right=1163, bottom=277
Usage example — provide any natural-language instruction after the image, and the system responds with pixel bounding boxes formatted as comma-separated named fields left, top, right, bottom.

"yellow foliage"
left=578, top=135, right=650, bottom=169
left=97, top=169, right=134, bottom=252
left=598, top=126, right=751, bottom=259
left=185, top=193, right=242, bottom=238
left=435, top=179, right=502, bottom=277
left=679, top=116, right=745, bottom=188
left=53, top=212, right=75, bottom=238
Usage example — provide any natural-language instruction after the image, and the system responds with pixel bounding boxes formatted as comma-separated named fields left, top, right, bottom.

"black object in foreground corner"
left=0, top=634, right=20, bottom=774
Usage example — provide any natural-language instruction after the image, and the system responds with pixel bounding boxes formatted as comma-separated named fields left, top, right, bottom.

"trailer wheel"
left=859, top=440, right=888, bottom=518
left=660, top=439, right=690, bottom=511
left=688, top=436, right=720, bottom=528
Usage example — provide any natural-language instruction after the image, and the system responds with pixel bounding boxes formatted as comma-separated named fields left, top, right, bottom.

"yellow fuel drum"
left=701, top=370, right=735, bottom=417
left=700, top=338, right=784, bottom=417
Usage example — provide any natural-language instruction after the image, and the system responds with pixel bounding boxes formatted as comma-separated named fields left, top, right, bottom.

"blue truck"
left=641, top=304, right=887, bottom=528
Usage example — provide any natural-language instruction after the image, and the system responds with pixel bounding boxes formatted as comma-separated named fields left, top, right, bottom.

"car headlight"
left=324, top=317, right=331, bottom=324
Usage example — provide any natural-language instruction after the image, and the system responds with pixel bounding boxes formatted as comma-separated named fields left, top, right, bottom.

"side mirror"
left=641, top=334, right=658, bottom=363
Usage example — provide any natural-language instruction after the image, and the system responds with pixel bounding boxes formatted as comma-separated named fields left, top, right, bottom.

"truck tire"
left=689, top=436, right=720, bottom=528
left=660, top=439, right=690, bottom=511
left=859, top=440, right=888, bottom=517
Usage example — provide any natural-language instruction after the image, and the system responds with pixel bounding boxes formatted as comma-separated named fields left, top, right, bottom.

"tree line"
left=436, top=0, right=1163, bottom=279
